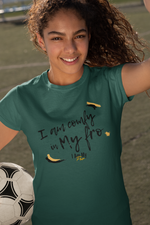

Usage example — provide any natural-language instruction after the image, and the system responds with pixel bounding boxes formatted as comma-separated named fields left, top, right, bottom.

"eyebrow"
left=48, top=28, right=87, bottom=36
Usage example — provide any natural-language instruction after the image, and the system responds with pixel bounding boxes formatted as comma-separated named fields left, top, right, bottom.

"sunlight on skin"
left=36, top=9, right=91, bottom=86
left=143, top=0, right=150, bottom=12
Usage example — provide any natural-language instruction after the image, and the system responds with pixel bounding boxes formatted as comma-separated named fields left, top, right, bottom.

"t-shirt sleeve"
left=103, top=64, right=134, bottom=106
left=0, top=86, right=22, bottom=131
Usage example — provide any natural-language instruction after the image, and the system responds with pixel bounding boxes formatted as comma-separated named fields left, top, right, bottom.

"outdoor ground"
left=0, top=1, right=150, bottom=225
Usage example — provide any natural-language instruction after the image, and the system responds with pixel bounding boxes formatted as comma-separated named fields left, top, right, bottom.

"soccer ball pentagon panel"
left=0, top=162, right=35, bottom=225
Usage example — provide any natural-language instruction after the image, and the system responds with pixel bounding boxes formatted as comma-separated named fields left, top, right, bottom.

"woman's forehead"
left=49, top=8, right=84, bottom=22
left=45, top=9, right=87, bottom=31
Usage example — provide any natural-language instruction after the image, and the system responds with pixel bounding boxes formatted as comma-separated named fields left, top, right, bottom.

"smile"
left=61, top=57, right=78, bottom=62
left=60, top=56, right=79, bottom=65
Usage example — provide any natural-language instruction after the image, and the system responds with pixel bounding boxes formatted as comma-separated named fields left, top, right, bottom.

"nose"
left=64, top=39, right=77, bottom=54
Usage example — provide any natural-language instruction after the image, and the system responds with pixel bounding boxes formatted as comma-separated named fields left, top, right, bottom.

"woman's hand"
left=144, top=0, right=150, bottom=12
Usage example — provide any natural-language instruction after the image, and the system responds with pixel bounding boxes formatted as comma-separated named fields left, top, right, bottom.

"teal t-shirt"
left=0, top=64, right=134, bottom=225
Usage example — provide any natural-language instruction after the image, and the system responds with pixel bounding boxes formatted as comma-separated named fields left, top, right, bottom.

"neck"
left=48, top=66, right=84, bottom=86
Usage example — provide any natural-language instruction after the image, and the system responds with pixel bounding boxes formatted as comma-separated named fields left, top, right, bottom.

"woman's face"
left=37, top=9, right=91, bottom=78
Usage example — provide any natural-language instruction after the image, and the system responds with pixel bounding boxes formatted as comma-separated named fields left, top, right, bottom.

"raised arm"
left=0, top=122, right=19, bottom=150
left=121, top=59, right=150, bottom=97
left=121, top=1, right=150, bottom=97
left=144, top=0, right=150, bottom=12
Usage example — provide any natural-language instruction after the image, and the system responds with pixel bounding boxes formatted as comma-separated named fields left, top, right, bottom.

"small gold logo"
left=87, top=102, right=101, bottom=107
left=76, top=156, right=85, bottom=161
left=86, top=102, right=101, bottom=110
left=105, top=132, right=110, bottom=136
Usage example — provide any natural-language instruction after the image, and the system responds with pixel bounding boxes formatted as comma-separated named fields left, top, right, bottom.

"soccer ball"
left=0, top=162, right=35, bottom=225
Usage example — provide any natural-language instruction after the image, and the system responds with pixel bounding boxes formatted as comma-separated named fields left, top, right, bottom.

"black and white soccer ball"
left=0, top=162, right=35, bottom=225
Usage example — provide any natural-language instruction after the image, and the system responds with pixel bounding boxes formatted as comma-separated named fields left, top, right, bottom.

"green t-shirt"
left=0, top=64, right=134, bottom=225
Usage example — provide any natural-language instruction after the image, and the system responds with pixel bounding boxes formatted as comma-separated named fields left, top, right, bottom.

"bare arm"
left=0, top=121, right=19, bottom=150
left=144, top=0, right=150, bottom=12
left=122, top=1, right=150, bottom=97
left=122, top=59, right=150, bottom=97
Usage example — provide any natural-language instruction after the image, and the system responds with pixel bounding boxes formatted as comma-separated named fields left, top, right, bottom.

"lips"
left=60, top=56, right=79, bottom=65
left=61, top=57, right=78, bottom=62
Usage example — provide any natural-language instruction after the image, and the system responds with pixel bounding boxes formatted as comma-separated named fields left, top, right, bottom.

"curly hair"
left=27, top=0, right=149, bottom=67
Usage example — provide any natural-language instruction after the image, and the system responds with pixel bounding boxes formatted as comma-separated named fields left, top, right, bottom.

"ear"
left=36, top=33, right=47, bottom=51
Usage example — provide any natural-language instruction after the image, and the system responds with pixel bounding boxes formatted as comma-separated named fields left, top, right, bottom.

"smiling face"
left=37, top=9, right=91, bottom=85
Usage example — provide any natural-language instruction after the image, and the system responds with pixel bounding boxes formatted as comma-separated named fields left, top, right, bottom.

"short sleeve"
left=103, top=64, right=134, bottom=106
left=0, top=86, right=22, bottom=131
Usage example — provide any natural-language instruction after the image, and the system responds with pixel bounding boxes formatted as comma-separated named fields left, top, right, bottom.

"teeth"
left=62, top=57, right=78, bottom=62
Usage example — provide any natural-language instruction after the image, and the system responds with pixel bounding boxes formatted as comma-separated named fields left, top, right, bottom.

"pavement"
left=0, top=1, right=144, bottom=23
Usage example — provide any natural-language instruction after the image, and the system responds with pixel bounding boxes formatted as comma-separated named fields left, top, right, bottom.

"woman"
left=0, top=0, right=150, bottom=224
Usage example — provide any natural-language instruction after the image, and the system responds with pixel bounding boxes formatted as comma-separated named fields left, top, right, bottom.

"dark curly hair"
left=27, top=0, right=149, bottom=67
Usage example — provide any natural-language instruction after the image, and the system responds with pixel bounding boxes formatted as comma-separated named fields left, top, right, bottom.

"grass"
left=0, top=4, right=150, bottom=225
left=0, top=23, right=47, bottom=67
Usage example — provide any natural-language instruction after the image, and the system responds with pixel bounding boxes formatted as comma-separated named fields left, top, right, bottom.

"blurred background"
left=0, top=0, right=150, bottom=224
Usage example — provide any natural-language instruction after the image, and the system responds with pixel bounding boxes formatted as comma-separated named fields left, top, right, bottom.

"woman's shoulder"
left=2, top=70, right=48, bottom=101
left=15, top=70, right=47, bottom=92
left=87, top=63, right=126, bottom=81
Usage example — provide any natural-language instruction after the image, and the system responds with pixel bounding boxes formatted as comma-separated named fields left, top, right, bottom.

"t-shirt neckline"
left=43, top=64, right=87, bottom=91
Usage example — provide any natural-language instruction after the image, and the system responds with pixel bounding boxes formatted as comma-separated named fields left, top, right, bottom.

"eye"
left=51, top=37, right=61, bottom=40
left=76, top=35, right=85, bottom=39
